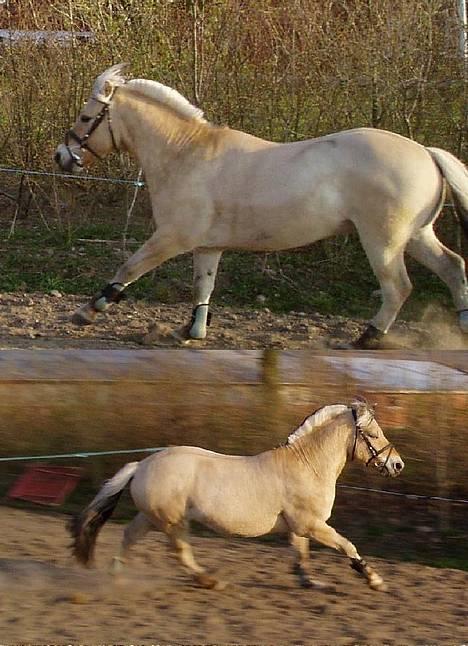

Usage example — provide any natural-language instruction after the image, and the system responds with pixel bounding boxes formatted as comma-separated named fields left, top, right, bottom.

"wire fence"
left=1, top=445, right=467, bottom=506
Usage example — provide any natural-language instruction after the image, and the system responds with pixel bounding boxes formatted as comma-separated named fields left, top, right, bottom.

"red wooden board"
left=7, top=465, right=82, bottom=506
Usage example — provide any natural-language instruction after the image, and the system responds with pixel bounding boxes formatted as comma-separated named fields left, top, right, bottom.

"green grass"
left=0, top=216, right=462, bottom=321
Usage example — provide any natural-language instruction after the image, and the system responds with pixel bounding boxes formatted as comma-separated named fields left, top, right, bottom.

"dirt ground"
left=1, top=291, right=468, bottom=350
left=0, top=508, right=466, bottom=645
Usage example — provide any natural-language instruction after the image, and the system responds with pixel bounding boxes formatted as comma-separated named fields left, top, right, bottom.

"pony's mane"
left=287, top=404, right=349, bottom=445
left=126, top=79, right=205, bottom=123
left=92, top=64, right=205, bottom=123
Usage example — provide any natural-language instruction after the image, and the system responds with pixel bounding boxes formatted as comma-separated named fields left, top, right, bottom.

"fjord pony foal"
left=69, top=399, right=404, bottom=591
left=55, top=64, right=468, bottom=347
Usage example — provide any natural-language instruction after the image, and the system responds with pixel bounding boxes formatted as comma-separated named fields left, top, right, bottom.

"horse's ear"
left=101, top=63, right=130, bottom=99
left=350, top=396, right=369, bottom=418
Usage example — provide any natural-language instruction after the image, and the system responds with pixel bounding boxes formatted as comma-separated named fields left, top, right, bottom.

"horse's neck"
left=284, top=421, right=351, bottom=482
left=114, top=93, right=207, bottom=173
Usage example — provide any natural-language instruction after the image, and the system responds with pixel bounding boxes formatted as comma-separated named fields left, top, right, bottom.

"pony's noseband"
left=64, top=90, right=119, bottom=165
left=350, top=407, right=394, bottom=474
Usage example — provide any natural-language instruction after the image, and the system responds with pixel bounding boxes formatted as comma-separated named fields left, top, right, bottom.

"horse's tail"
left=67, top=461, right=139, bottom=566
left=427, top=147, right=468, bottom=239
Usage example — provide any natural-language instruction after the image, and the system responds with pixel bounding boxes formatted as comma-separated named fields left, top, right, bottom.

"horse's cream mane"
left=92, top=64, right=205, bottom=123
left=126, top=80, right=205, bottom=122
left=287, top=404, right=349, bottom=445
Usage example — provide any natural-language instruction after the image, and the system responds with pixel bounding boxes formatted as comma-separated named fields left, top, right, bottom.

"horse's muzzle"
left=54, top=145, right=83, bottom=173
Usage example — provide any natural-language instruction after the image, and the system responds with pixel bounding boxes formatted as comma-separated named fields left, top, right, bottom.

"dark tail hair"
left=67, top=461, right=139, bottom=566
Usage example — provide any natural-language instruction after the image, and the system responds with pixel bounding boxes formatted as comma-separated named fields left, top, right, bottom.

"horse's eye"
left=80, top=115, right=92, bottom=123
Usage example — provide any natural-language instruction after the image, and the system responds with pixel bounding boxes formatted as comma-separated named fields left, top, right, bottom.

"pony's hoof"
left=71, top=309, right=96, bottom=326
left=368, top=576, right=388, bottom=592
left=369, top=581, right=388, bottom=592
left=194, top=573, right=226, bottom=590
left=109, top=557, right=125, bottom=576
left=301, top=577, right=335, bottom=592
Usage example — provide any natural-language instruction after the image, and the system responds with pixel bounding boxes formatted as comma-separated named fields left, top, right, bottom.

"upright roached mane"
left=92, top=63, right=205, bottom=122
left=287, top=400, right=375, bottom=445
left=286, top=404, right=349, bottom=444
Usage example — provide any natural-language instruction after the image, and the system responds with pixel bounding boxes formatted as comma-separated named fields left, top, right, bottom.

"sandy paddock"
left=0, top=507, right=466, bottom=645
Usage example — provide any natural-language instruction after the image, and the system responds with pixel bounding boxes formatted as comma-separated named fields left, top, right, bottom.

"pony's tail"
left=67, top=461, right=139, bottom=567
left=427, top=147, right=468, bottom=239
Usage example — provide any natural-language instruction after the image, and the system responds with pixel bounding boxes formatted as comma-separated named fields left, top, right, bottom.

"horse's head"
left=349, top=397, right=404, bottom=477
left=54, top=63, right=128, bottom=173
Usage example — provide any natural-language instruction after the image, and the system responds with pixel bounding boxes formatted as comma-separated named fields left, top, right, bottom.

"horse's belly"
left=207, top=206, right=349, bottom=251
left=187, top=505, right=284, bottom=538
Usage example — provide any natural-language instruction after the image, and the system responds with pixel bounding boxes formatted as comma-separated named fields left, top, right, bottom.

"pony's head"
left=54, top=63, right=128, bottom=172
left=349, top=397, right=404, bottom=477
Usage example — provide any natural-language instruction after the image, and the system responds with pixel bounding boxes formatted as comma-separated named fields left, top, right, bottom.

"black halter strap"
left=350, top=406, right=394, bottom=473
left=64, top=91, right=119, bottom=164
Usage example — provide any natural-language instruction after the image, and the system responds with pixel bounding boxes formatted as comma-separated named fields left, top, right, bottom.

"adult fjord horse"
left=55, top=64, right=468, bottom=348
left=69, top=398, right=404, bottom=591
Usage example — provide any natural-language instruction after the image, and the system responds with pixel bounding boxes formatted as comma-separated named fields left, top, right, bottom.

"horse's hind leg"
left=354, top=232, right=412, bottom=347
left=187, top=249, right=222, bottom=339
left=290, top=533, right=334, bottom=591
left=406, top=226, right=468, bottom=331
left=110, top=512, right=153, bottom=575
left=167, top=524, right=226, bottom=590
left=306, top=520, right=387, bottom=591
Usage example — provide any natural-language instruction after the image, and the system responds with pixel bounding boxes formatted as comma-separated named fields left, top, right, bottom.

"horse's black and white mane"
left=286, top=400, right=373, bottom=445
left=92, top=63, right=205, bottom=122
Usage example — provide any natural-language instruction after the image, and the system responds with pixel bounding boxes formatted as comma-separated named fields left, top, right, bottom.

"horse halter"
left=350, top=407, right=394, bottom=474
left=64, top=89, right=119, bottom=166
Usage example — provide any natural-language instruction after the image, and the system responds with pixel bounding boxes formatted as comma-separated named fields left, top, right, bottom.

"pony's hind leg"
left=306, top=520, right=387, bottom=591
left=290, top=533, right=334, bottom=591
left=187, top=249, right=222, bottom=339
left=406, top=226, right=468, bottom=332
left=167, top=524, right=225, bottom=590
left=110, top=512, right=153, bottom=575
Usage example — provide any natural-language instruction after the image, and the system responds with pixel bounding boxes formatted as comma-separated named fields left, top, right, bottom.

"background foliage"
left=0, top=0, right=466, bottom=314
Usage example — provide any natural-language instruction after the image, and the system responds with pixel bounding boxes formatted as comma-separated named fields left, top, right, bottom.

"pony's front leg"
left=307, top=521, right=387, bottom=591
left=185, top=249, right=222, bottom=339
left=71, top=232, right=187, bottom=326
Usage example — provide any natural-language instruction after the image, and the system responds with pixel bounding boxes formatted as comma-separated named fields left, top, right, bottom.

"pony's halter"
left=350, top=407, right=394, bottom=474
left=64, top=89, right=119, bottom=166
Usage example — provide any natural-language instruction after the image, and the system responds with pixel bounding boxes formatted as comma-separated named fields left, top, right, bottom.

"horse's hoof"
left=300, top=577, right=335, bottom=592
left=352, top=325, right=386, bottom=349
left=368, top=577, right=388, bottom=592
left=71, top=309, right=95, bottom=326
left=194, top=573, right=225, bottom=590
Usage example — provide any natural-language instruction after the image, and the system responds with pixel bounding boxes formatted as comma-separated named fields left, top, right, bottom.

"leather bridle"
left=350, top=406, right=394, bottom=474
left=64, top=89, right=119, bottom=166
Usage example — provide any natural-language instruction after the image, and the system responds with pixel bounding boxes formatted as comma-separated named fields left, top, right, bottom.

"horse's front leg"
left=185, top=249, right=222, bottom=339
left=72, top=231, right=187, bottom=325
left=306, top=521, right=387, bottom=591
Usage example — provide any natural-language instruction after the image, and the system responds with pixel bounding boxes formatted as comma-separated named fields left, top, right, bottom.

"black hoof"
left=71, top=311, right=94, bottom=326
left=353, top=325, right=386, bottom=349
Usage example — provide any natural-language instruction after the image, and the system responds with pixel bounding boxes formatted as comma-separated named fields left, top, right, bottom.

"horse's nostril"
left=395, top=461, right=403, bottom=471
left=54, top=151, right=61, bottom=164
